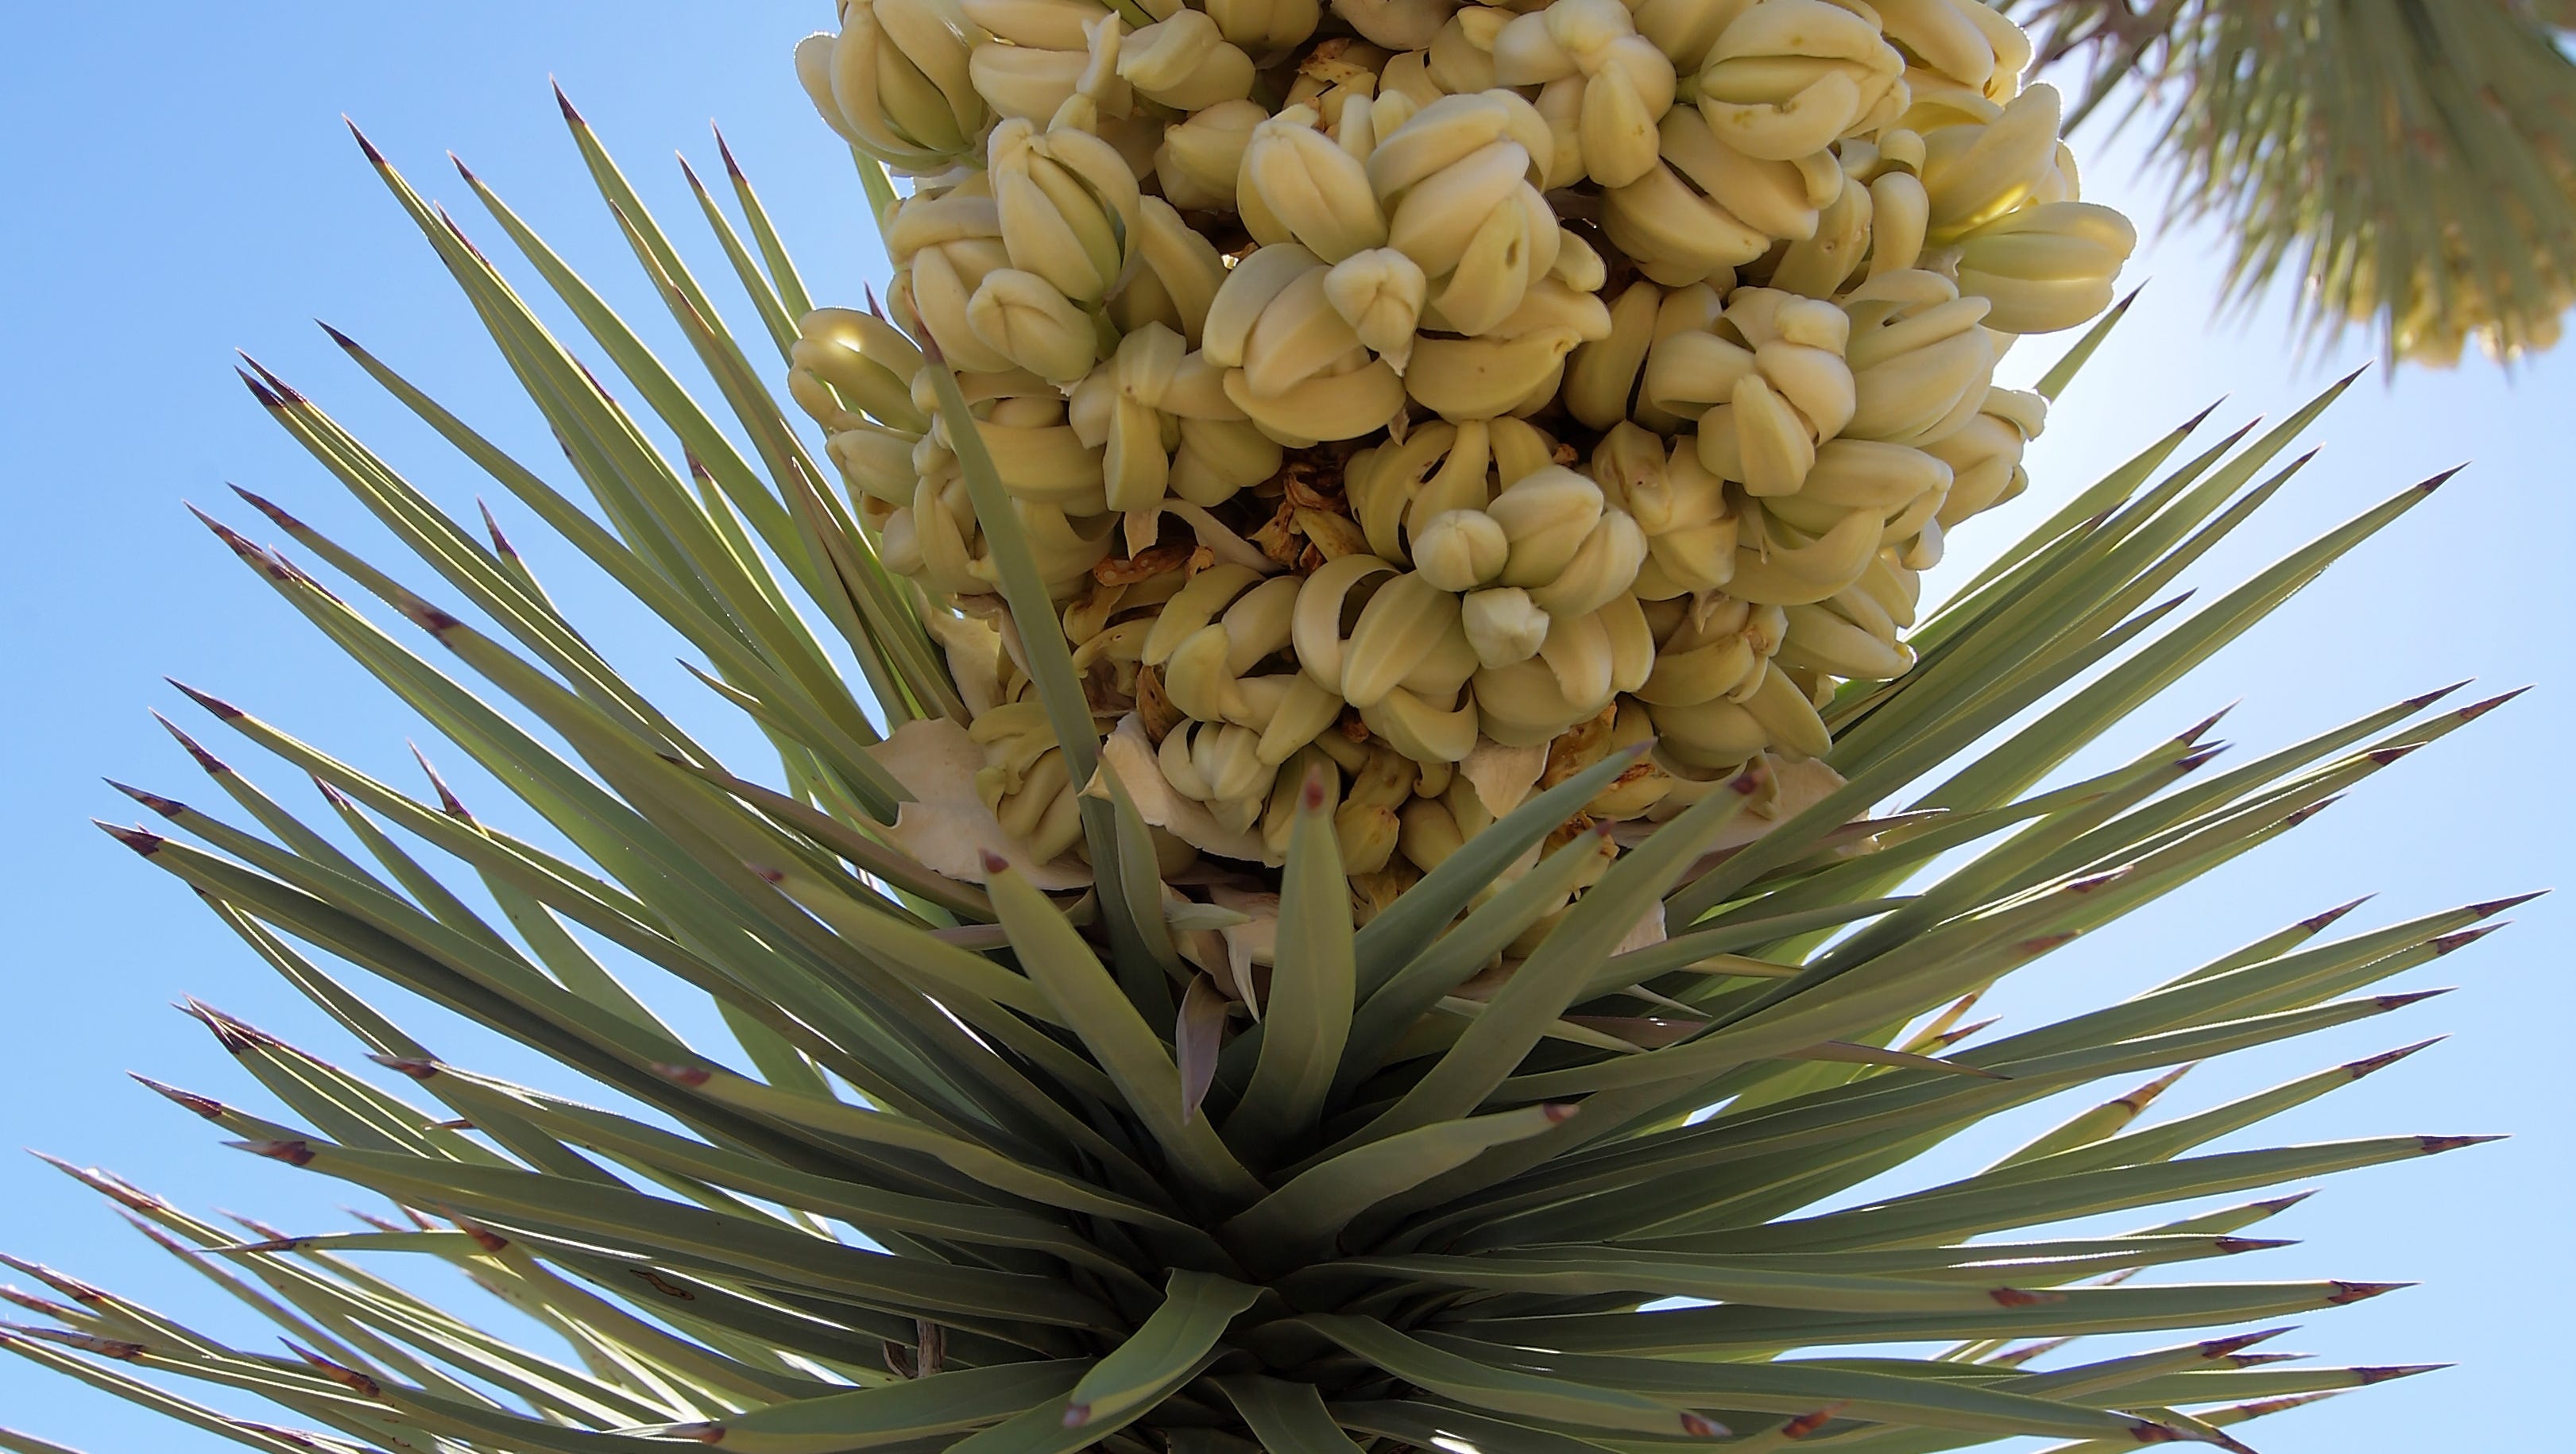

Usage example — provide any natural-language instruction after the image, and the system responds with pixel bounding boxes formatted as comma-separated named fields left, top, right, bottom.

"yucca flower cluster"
left=0, top=4, right=2520, bottom=1452
left=787, top=0, right=2136, bottom=887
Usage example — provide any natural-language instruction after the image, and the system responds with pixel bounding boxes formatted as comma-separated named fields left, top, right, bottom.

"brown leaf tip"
left=979, top=849, right=1011, bottom=875
left=168, top=679, right=246, bottom=719
left=1541, top=1101, right=1580, bottom=1124
left=236, top=354, right=306, bottom=404
left=2430, top=923, right=2503, bottom=955
left=95, top=821, right=165, bottom=856
left=1677, top=1412, right=1728, bottom=1438
left=672, top=1423, right=725, bottom=1444
left=343, top=116, right=386, bottom=165
left=106, top=781, right=185, bottom=818
left=2127, top=1421, right=2187, bottom=1444
left=130, top=1074, right=224, bottom=1120
left=6, top=1325, right=147, bottom=1360
left=2299, top=895, right=2373, bottom=933
left=656, top=1063, right=715, bottom=1089
left=2365, top=743, right=2420, bottom=766
left=152, top=713, right=231, bottom=776
left=2176, top=744, right=2227, bottom=772
left=289, top=1345, right=383, bottom=1398
left=552, top=79, right=583, bottom=124
left=1061, top=1402, right=1093, bottom=1429
left=1777, top=1406, right=1841, bottom=1438
left=234, top=1139, right=317, bottom=1167
left=2015, top=932, right=2079, bottom=957
left=2283, top=795, right=2343, bottom=827
left=2213, top=1237, right=2295, bottom=1255
left=1988, top=1287, right=2062, bottom=1307
left=2470, top=888, right=2549, bottom=918
left=0, top=1287, right=79, bottom=1320
left=228, top=485, right=305, bottom=532
left=2357, top=1363, right=2446, bottom=1384
left=2200, top=1327, right=2294, bottom=1359
left=2326, top=1280, right=2411, bottom=1305
left=461, top=1224, right=512, bottom=1255
left=2418, top=1134, right=2503, bottom=1154
left=1729, top=767, right=1763, bottom=795
left=368, top=1055, right=440, bottom=1081
left=714, top=126, right=745, bottom=179
left=235, top=368, right=283, bottom=409
left=2373, top=988, right=2454, bottom=1010
left=2458, top=685, right=2532, bottom=721
left=2344, top=1038, right=2443, bottom=1079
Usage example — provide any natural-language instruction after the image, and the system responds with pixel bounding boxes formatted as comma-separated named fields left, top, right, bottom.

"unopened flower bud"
left=1412, top=509, right=1510, bottom=591
left=1462, top=586, right=1551, bottom=668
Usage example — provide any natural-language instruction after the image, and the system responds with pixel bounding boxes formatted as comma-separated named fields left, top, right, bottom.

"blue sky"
left=1, top=5, right=2567, bottom=1451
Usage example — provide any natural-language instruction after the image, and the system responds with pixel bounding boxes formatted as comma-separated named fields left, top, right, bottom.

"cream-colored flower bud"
left=1874, top=0, right=2025, bottom=98
left=1370, top=91, right=1561, bottom=335
left=1325, top=248, right=1430, bottom=371
left=1240, top=106, right=1390, bottom=263
left=1696, top=0, right=1906, bottom=160
left=1397, top=793, right=1468, bottom=872
left=826, top=423, right=922, bottom=505
left=1485, top=466, right=1603, bottom=584
left=965, top=267, right=1101, bottom=384
left=989, top=116, right=1140, bottom=307
left=886, top=179, right=1022, bottom=373
left=1155, top=99, right=1265, bottom=210
left=1154, top=574, right=1345, bottom=764
left=1426, top=6, right=1511, bottom=92
left=799, top=0, right=989, bottom=171
left=961, top=0, right=1103, bottom=48
left=971, top=700, right=1086, bottom=861
left=791, top=307, right=930, bottom=434
left=1926, top=386, right=2042, bottom=527
left=920, top=377, right=1111, bottom=514
left=1461, top=586, right=1550, bottom=667
left=1771, top=166, right=1874, bottom=298
left=1069, top=323, right=1278, bottom=511
left=1413, top=509, right=1512, bottom=593
left=1336, top=0, right=1456, bottom=51
left=1205, top=245, right=1406, bottom=444
left=1407, top=329, right=1584, bottom=420
left=1204, top=0, right=1322, bottom=54
left=1120, top=10, right=1256, bottom=110
left=1920, top=83, right=2064, bottom=238
left=1294, top=555, right=1480, bottom=764
left=1472, top=596, right=1654, bottom=744
left=1493, top=0, right=1679, bottom=187
left=1159, top=721, right=1278, bottom=832
left=1838, top=270, right=1998, bottom=446
left=1952, top=200, right=2137, bottom=334
left=1632, top=0, right=1751, bottom=72
left=1345, top=416, right=1557, bottom=561
left=1111, top=197, right=1231, bottom=346
left=1604, top=107, right=1829, bottom=286
left=1563, top=278, right=1663, bottom=429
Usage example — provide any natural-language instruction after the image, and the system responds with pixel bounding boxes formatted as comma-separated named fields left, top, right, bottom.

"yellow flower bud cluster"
left=789, top=0, right=2132, bottom=876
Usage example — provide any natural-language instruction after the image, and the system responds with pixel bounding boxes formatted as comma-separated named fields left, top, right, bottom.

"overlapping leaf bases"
left=1, top=87, right=2525, bottom=1454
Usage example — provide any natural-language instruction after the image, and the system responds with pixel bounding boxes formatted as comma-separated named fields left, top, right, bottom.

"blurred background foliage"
left=2011, top=0, right=2576, bottom=365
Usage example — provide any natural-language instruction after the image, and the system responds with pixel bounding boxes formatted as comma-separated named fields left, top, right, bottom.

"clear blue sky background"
left=1, top=5, right=2566, bottom=1451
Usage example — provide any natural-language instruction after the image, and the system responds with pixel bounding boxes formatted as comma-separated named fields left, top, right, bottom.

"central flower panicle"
left=789, top=0, right=2134, bottom=883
